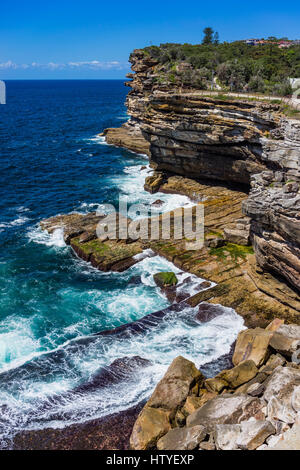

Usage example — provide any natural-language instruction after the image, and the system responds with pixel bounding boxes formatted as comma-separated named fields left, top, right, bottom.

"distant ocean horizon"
left=0, top=80, right=243, bottom=448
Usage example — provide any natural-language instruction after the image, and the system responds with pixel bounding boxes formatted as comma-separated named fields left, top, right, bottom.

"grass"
left=205, top=230, right=224, bottom=239
left=281, top=104, right=300, bottom=120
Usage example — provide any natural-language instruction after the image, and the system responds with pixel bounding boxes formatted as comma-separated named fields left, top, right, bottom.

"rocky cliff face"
left=122, top=49, right=300, bottom=295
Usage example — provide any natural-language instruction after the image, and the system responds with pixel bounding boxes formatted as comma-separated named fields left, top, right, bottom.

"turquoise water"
left=0, top=80, right=244, bottom=447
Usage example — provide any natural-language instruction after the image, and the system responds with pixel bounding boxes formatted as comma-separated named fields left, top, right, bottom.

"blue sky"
left=1, top=0, right=300, bottom=79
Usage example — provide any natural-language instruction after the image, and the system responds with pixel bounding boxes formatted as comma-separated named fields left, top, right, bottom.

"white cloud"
left=0, top=60, right=127, bottom=71
left=0, top=61, right=18, bottom=69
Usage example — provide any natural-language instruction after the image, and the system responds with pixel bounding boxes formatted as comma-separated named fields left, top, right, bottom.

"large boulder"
left=276, top=324, right=300, bottom=339
left=223, top=227, right=250, bottom=246
left=157, top=425, right=206, bottom=450
left=153, top=272, right=178, bottom=288
left=144, top=172, right=164, bottom=193
left=217, top=360, right=258, bottom=389
left=265, top=318, right=284, bottom=332
left=146, top=356, right=204, bottom=412
left=204, top=377, right=228, bottom=394
left=130, top=407, right=171, bottom=450
left=268, top=424, right=300, bottom=450
left=186, top=394, right=264, bottom=431
left=214, top=424, right=241, bottom=450
left=237, top=420, right=275, bottom=450
left=232, top=328, right=273, bottom=367
left=130, top=356, right=204, bottom=450
left=269, top=324, right=300, bottom=359
left=260, top=353, right=286, bottom=375
left=264, top=366, right=300, bottom=424
left=214, top=420, right=275, bottom=450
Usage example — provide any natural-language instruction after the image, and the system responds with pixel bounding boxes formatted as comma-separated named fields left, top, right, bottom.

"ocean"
left=0, top=80, right=244, bottom=448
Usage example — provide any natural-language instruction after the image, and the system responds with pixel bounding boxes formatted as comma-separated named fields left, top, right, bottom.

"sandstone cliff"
left=106, top=49, right=300, bottom=298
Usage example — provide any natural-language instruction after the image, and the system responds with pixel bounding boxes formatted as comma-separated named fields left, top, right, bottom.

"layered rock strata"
left=104, top=49, right=300, bottom=297
left=41, top=197, right=300, bottom=325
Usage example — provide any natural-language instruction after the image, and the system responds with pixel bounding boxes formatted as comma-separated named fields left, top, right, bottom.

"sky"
left=1, top=0, right=300, bottom=79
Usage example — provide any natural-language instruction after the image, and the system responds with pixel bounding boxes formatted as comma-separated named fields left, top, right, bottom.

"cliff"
left=105, top=49, right=300, bottom=300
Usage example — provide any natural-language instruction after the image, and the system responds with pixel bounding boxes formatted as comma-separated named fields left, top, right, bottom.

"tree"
left=213, top=32, right=219, bottom=45
left=202, top=27, right=214, bottom=45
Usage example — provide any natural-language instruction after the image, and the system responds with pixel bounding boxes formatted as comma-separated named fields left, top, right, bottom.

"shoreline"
left=9, top=136, right=247, bottom=449
left=9, top=109, right=300, bottom=448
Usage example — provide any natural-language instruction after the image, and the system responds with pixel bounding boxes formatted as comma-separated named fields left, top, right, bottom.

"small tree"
left=202, top=27, right=214, bottom=45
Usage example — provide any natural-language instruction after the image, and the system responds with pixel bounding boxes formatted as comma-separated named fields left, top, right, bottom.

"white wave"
left=0, top=316, right=42, bottom=374
left=75, top=201, right=103, bottom=213
left=133, top=248, right=155, bottom=261
left=15, top=206, right=30, bottom=213
left=27, top=226, right=66, bottom=248
left=0, top=301, right=245, bottom=445
left=0, top=216, right=30, bottom=230
left=85, top=135, right=108, bottom=145
left=113, top=164, right=194, bottom=218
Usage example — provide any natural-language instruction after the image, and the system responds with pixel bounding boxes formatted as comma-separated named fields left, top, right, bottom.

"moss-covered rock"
left=153, top=271, right=178, bottom=288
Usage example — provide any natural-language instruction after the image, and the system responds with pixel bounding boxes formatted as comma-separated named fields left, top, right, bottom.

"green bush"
left=142, top=39, right=300, bottom=96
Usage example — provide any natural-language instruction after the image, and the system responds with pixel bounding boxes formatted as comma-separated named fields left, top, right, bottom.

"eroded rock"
left=157, top=425, right=206, bottom=450
left=130, top=407, right=171, bottom=450
left=147, top=356, right=204, bottom=412
left=214, top=424, right=240, bottom=450
left=237, top=420, right=275, bottom=450
left=264, top=366, right=300, bottom=423
left=186, top=394, right=264, bottom=431
left=233, top=328, right=273, bottom=367
left=217, top=360, right=258, bottom=389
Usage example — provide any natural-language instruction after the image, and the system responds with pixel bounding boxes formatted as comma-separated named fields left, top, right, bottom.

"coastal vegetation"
left=139, top=29, right=300, bottom=95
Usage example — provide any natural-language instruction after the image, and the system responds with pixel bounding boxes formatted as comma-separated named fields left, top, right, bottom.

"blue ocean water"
left=0, top=80, right=244, bottom=447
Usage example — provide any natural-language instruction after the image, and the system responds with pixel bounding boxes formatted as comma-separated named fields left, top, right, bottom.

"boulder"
left=264, top=366, right=300, bottom=424
left=268, top=424, right=300, bottom=450
left=234, top=371, right=268, bottom=395
left=204, top=377, right=228, bottom=394
left=214, top=424, right=241, bottom=450
left=223, top=227, right=249, bottom=246
left=182, top=392, right=217, bottom=416
left=265, top=318, right=284, bottom=332
left=214, top=419, right=275, bottom=450
left=276, top=324, right=300, bottom=339
left=186, top=394, right=264, bottom=431
left=267, top=396, right=297, bottom=424
left=237, top=420, right=275, bottom=450
left=269, top=324, right=300, bottom=359
left=270, top=333, right=300, bottom=359
left=130, top=407, right=171, bottom=450
left=146, top=356, right=204, bottom=413
left=246, top=382, right=265, bottom=397
left=157, top=425, right=206, bottom=450
left=151, top=199, right=164, bottom=207
left=153, top=272, right=178, bottom=288
left=204, top=234, right=225, bottom=248
left=259, top=353, right=286, bottom=375
left=144, top=173, right=164, bottom=193
left=292, top=385, right=300, bottom=412
left=199, top=441, right=216, bottom=450
left=174, top=409, right=186, bottom=427
left=195, top=303, right=225, bottom=323
left=217, top=360, right=258, bottom=389
left=233, top=328, right=273, bottom=367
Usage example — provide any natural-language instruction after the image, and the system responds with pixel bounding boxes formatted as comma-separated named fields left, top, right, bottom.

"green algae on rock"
left=153, top=272, right=178, bottom=288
